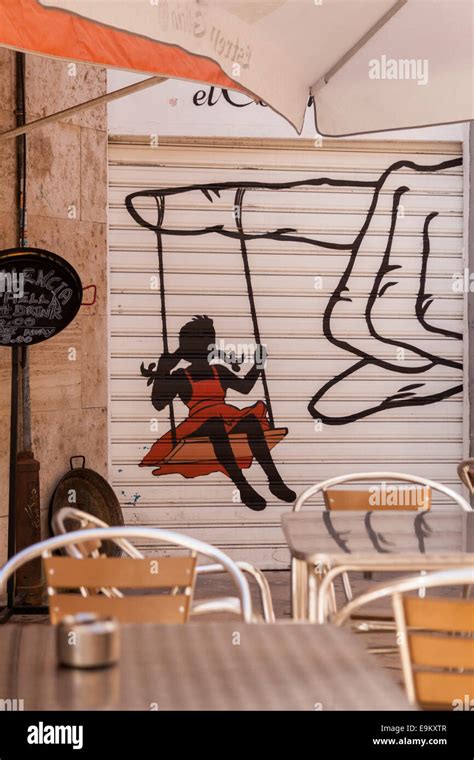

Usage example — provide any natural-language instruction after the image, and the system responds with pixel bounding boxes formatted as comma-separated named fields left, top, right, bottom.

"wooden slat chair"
left=323, top=479, right=430, bottom=604
left=324, top=482, right=430, bottom=601
left=0, top=527, right=253, bottom=624
left=44, top=554, right=196, bottom=625
left=293, top=472, right=469, bottom=613
left=51, top=507, right=275, bottom=622
left=332, top=567, right=474, bottom=708
left=323, top=485, right=431, bottom=512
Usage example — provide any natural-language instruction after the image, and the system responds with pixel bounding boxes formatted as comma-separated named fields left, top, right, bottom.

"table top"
left=282, top=510, right=474, bottom=565
left=0, top=622, right=412, bottom=711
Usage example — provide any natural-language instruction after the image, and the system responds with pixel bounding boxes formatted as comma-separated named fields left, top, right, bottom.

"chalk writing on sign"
left=0, top=247, right=82, bottom=347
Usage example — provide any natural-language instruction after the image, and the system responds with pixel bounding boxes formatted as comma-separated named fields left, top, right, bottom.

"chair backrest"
left=295, top=472, right=471, bottom=512
left=331, top=568, right=474, bottom=708
left=394, top=592, right=474, bottom=708
left=44, top=554, right=196, bottom=624
left=0, top=526, right=253, bottom=623
left=52, top=507, right=142, bottom=558
left=52, top=509, right=105, bottom=558
left=53, top=507, right=275, bottom=623
left=323, top=486, right=431, bottom=511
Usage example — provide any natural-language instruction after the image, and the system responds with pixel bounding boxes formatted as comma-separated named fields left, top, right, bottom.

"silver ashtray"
left=56, top=612, right=120, bottom=669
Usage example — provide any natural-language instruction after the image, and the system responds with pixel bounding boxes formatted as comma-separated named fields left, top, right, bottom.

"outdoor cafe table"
left=282, top=510, right=474, bottom=622
left=0, top=621, right=412, bottom=711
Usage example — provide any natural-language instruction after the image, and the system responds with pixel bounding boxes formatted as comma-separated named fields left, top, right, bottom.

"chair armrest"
left=196, top=561, right=275, bottom=622
left=191, top=596, right=243, bottom=617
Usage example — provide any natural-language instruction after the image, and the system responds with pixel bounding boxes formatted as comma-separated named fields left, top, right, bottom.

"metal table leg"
left=308, top=565, right=321, bottom=623
left=291, top=557, right=309, bottom=620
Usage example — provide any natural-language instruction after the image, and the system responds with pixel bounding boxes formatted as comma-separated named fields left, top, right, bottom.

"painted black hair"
left=176, top=315, right=242, bottom=371
left=140, top=315, right=242, bottom=384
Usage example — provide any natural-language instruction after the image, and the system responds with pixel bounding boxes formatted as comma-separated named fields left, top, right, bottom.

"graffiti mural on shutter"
left=108, top=138, right=464, bottom=565
left=125, top=155, right=462, bottom=463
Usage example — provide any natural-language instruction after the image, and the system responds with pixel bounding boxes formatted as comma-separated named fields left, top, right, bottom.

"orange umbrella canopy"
left=0, top=0, right=245, bottom=92
left=0, top=0, right=472, bottom=136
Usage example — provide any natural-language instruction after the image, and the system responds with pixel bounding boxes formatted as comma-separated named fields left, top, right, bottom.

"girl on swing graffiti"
left=140, top=315, right=296, bottom=511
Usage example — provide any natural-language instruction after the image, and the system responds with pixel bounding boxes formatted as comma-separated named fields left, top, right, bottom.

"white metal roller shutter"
left=108, top=136, right=464, bottom=567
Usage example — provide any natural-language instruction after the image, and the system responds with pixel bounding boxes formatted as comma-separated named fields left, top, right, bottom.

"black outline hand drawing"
left=125, top=157, right=462, bottom=428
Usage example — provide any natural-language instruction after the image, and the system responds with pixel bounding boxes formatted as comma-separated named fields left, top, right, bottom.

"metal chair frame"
left=329, top=567, right=474, bottom=706
left=0, top=526, right=253, bottom=623
left=292, top=471, right=471, bottom=619
left=52, top=507, right=275, bottom=622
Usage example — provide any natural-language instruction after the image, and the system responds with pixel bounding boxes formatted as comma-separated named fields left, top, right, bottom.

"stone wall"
left=0, top=52, right=108, bottom=568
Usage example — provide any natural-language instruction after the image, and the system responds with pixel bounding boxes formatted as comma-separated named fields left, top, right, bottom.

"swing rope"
left=235, top=188, right=275, bottom=429
left=156, top=187, right=276, bottom=446
left=154, top=195, right=177, bottom=447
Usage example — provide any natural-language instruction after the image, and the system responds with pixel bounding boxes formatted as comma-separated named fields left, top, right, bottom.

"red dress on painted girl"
left=140, top=315, right=296, bottom=511
left=140, top=365, right=270, bottom=478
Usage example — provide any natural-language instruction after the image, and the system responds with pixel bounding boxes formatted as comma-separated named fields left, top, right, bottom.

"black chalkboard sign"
left=0, top=247, right=83, bottom=347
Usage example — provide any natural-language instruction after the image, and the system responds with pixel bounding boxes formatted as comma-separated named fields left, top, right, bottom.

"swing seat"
left=163, top=428, right=288, bottom=466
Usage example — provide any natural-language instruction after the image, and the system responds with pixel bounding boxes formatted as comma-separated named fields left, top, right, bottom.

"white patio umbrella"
left=0, top=0, right=472, bottom=138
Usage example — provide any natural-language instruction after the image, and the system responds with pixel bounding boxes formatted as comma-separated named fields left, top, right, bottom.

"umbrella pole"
left=0, top=76, right=167, bottom=143
left=1, top=52, right=47, bottom=620
left=6, top=347, right=19, bottom=612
